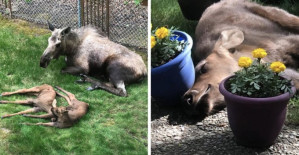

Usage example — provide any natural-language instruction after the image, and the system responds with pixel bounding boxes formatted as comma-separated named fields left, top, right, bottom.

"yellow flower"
left=270, top=61, right=286, bottom=73
left=238, top=57, right=252, bottom=68
left=151, top=36, right=156, bottom=48
left=252, top=48, right=267, bottom=58
left=155, top=27, right=169, bottom=39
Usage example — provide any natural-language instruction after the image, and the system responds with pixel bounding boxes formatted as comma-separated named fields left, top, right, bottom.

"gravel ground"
left=151, top=102, right=299, bottom=155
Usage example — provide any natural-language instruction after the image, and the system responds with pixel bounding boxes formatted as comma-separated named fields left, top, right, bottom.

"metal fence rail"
left=0, top=0, right=148, bottom=49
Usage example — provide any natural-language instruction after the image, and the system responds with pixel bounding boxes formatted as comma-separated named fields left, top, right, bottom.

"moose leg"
left=1, top=87, right=41, bottom=96
left=55, top=91, right=72, bottom=106
left=80, top=74, right=127, bottom=97
left=0, top=99, right=34, bottom=105
left=21, top=122, right=56, bottom=127
left=1, top=107, right=42, bottom=119
left=55, top=86, right=76, bottom=101
left=61, top=66, right=86, bottom=75
left=249, top=3, right=299, bottom=31
left=22, top=113, right=54, bottom=119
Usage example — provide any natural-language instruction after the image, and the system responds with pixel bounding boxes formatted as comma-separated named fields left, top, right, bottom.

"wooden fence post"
left=106, top=0, right=109, bottom=37
left=8, top=0, right=12, bottom=17
left=80, top=0, right=84, bottom=26
left=101, top=0, right=104, bottom=31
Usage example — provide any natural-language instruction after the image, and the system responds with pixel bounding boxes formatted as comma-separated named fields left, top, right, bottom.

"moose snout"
left=40, top=55, right=51, bottom=68
left=182, top=84, right=212, bottom=116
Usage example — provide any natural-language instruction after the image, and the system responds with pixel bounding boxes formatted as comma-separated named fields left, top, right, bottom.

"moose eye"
left=196, top=60, right=208, bottom=75
left=56, top=43, right=61, bottom=48
left=199, top=64, right=207, bottom=74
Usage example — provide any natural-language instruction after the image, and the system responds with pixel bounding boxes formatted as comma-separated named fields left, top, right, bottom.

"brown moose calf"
left=0, top=84, right=56, bottom=119
left=0, top=85, right=89, bottom=128
left=23, top=86, right=89, bottom=128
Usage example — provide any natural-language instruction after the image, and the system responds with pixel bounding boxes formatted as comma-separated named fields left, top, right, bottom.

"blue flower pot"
left=151, top=31, right=195, bottom=106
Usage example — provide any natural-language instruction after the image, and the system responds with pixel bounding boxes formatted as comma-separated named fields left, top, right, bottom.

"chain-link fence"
left=109, top=1, right=147, bottom=49
left=0, top=0, right=148, bottom=49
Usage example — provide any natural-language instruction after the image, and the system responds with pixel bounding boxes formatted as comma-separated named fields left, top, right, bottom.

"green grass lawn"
left=151, top=0, right=198, bottom=38
left=151, top=0, right=299, bottom=125
left=0, top=16, right=148, bottom=154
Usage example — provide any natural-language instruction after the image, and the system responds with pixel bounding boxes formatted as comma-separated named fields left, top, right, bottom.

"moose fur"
left=182, top=0, right=299, bottom=116
left=0, top=85, right=89, bottom=128
left=0, top=84, right=57, bottom=119
left=40, top=24, right=147, bottom=96
left=24, top=86, right=89, bottom=128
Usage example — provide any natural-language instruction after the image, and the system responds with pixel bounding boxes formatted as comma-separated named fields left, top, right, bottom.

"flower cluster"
left=229, top=48, right=292, bottom=97
left=155, top=27, right=169, bottom=39
left=270, top=61, right=286, bottom=73
left=151, top=26, right=187, bottom=67
left=252, top=48, right=267, bottom=59
left=238, top=57, right=252, bottom=68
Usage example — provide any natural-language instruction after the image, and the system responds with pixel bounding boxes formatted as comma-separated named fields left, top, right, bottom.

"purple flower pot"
left=151, top=31, right=194, bottom=106
left=219, top=76, right=296, bottom=147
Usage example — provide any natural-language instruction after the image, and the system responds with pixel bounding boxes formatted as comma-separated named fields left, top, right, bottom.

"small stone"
left=196, top=122, right=203, bottom=126
left=174, top=136, right=181, bottom=140
left=156, top=141, right=163, bottom=145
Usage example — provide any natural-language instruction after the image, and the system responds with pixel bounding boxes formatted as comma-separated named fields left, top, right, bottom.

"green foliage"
left=151, top=27, right=187, bottom=67
left=288, top=95, right=299, bottom=125
left=151, top=0, right=198, bottom=38
left=0, top=16, right=147, bottom=154
left=124, top=0, right=144, bottom=6
left=134, top=0, right=142, bottom=5
left=228, top=60, right=292, bottom=98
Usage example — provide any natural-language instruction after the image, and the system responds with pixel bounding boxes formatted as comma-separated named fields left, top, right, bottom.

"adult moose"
left=182, top=0, right=299, bottom=116
left=40, top=24, right=147, bottom=96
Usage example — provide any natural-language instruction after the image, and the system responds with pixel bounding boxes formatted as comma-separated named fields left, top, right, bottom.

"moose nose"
left=182, top=84, right=212, bottom=115
left=40, top=56, right=50, bottom=68
left=182, top=91, right=197, bottom=109
left=40, top=60, right=47, bottom=68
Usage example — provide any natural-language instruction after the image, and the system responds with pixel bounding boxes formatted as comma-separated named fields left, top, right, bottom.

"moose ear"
left=47, top=21, right=55, bottom=31
left=61, top=27, right=71, bottom=36
left=219, top=29, right=244, bottom=49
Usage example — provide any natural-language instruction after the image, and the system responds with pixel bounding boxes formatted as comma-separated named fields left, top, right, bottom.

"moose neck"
left=63, top=32, right=80, bottom=56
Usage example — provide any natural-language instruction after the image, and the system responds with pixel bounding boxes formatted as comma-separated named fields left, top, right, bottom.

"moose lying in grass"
left=182, top=0, right=299, bottom=116
left=40, top=23, right=147, bottom=97
left=0, top=85, right=89, bottom=128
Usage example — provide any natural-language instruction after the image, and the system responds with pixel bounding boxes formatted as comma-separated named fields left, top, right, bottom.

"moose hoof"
left=76, top=79, right=85, bottom=83
left=87, top=86, right=95, bottom=91
left=80, top=74, right=88, bottom=79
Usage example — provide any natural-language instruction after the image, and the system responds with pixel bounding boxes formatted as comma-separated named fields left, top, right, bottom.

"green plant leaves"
left=151, top=27, right=187, bottom=67
left=228, top=60, right=292, bottom=98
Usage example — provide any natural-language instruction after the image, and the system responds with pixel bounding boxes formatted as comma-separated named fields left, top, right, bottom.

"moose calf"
left=23, top=86, right=89, bottom=128
left=0, top=84, right=56, bottom=119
